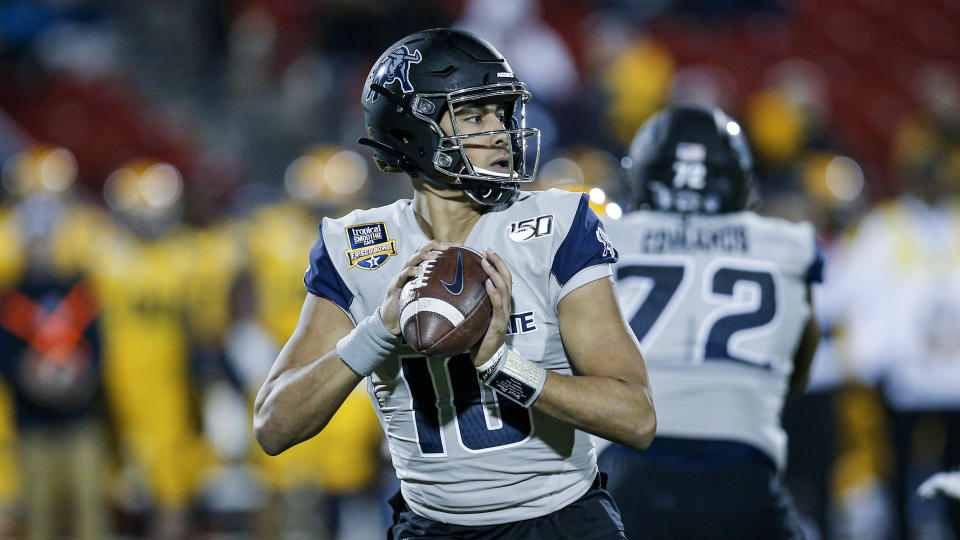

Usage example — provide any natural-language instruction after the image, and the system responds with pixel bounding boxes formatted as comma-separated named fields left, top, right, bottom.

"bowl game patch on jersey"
left=344, top=222, right=397, bottom=270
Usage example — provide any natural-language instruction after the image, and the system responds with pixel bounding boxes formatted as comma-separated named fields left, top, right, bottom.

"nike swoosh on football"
left=441, top=250, right=465, bottom=295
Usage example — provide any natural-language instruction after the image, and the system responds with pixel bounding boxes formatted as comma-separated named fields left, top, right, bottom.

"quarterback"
left=254, top=29, right=655, bottom=539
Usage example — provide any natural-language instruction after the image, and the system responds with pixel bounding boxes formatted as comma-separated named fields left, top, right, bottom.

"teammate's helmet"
left=626, top=105, right=757, bottom=214
left=360, top=28, right=540, bottom=206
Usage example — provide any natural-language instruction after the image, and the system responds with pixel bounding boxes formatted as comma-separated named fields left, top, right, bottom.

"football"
left=399, top=246, right=493, bottom=357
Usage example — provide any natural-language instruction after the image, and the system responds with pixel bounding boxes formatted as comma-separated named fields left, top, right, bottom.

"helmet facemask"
left=410, top=82, right=541, bottom=205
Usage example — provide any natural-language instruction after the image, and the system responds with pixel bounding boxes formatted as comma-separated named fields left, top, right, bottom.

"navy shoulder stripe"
left=551, top=193, right=618, bottom=287
left=805, top=243, right=825, bottom=284
left=304, top=222, right=354, bottom=312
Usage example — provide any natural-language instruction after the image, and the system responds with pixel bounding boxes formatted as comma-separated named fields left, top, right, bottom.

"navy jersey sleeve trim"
left=551, top=193, right=619, bottom=287
left=805, top=243, right=825, bottom=284
left=304, top=222, right=354, bottom=312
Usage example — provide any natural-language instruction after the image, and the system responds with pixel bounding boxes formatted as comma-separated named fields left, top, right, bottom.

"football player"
left=92, top=160, right=211, bottom=537
left=599, top=105, right=822, bottom=539
left=839, top=124, right=960, bottom=538
left=254, top=28, right=655, bottom=539
left=244, top=200, right=386, bottom=538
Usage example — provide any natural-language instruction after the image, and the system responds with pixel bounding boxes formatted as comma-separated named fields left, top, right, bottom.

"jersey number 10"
left=401, top=354, right=533, bottom=455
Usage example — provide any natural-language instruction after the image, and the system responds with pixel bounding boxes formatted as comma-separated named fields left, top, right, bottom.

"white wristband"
left=336, top=309, right=401, bottom=377
left=477, top=345, right=546, bottom=408
left=475, top=344, right=506, bottom=375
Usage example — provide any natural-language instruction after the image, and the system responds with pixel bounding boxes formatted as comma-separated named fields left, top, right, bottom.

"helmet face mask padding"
left=627, top=105, right=759, bottom=214
left=360, top=29, right=541, bottom=206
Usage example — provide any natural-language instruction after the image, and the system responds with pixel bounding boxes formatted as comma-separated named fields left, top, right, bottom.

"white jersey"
left=840, top=196, right=960, bottom=410
left=604, top=210, right=821, bottom=469
left=304, top=189, right=617, bottom=525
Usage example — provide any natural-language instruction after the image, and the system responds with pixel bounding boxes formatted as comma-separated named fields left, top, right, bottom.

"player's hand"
left=918, top=470, right=960, bottom=501
left=380, top=240, right=450, bottom=335
left=471, top=248, right=512, bottom=367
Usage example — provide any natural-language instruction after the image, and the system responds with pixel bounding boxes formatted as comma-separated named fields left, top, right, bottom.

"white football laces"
left=408, top=258, right=437, bottom=290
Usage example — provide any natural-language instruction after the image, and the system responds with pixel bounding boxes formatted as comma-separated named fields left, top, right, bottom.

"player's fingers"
left=480, top=256, right=508, bottom=297
left=420, top=239, right=451, bottom=255
left=481, top=251, right=511, bottom=319
left=405, top=243, right=445, bottom=269
left=484, top=275, right=511, bottom=328
left=401, top=240, right=448, bottom=268
left=484, top=279, right=508, bottom=330
left=483, top=249, right=512, bottom=286
left=388, top=264, right=421, bottom=293
left=482, top=249, right=512, bottom=301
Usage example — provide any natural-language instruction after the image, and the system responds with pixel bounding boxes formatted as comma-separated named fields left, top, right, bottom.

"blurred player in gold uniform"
left=0, top=167, right=26, bottom=535
left=244, top=147, right=385, bottom=538
left=86, top=160, right=215, bottom=537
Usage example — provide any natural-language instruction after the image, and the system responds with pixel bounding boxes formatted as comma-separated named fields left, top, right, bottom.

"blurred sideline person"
left=0, top=195, right=24, bottom=532
left=254, top=28, right=655, bottom=540
left=88, top=160, right=214, bottom=538
left=0, top=192, right=109, bottom=540
left=599, top=105, right=821, bottom=540
left=178, top=208, right=254, bottom=534
left=763, top=174, right=865, bottom=539
left=241, top=204, right=387, bottom=539
left=839, top=126, right=960, bottom=539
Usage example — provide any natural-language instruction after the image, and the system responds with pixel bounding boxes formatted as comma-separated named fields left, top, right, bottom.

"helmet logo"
left=673, top=142, right=707, bottom=189
left=675, top=142, right=706, bottom=162
left=366, top=45, right=423, bottom=102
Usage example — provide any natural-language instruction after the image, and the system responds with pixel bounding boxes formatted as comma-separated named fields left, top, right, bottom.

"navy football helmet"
left=625, top=105, right=758, bottom=214
left=359, top=28, right=540, bottom=206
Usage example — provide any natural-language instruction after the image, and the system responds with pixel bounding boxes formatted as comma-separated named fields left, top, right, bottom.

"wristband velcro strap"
left=478, top=346, right=546, bottom=408
left=336, top=309, right=401, bottom=377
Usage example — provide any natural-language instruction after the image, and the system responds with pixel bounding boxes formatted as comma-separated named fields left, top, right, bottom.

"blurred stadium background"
left=0, top=0, right=958, bottom=538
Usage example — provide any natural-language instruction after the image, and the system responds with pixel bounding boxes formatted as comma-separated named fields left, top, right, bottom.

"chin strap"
left=357, top=137, right=402, bottom=157
left=419, top=174, right=470, bottom=192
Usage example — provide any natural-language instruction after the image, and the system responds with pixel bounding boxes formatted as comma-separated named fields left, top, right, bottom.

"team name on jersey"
left=507, top=310, right=537, bottom=335
left=641, top=225, right=748, bottom=254
left=344, top=222, right=398, bottom=269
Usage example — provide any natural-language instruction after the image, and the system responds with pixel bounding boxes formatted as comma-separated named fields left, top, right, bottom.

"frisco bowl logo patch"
left=365, top=45, right=422, bottom=102
left=345, top=222, right=397, bottom=270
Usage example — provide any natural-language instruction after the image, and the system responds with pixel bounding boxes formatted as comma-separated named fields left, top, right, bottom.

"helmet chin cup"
left=471, top=166, right=511, bottom=179
left=460, top=177, right=519, bottom=206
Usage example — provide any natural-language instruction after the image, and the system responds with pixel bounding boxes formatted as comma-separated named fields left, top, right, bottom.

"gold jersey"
left=0, top=209, right=22, bottom=503
left=246, top=202, right=317, bottom=343
left=84, top=225, right=210, bottom=507
left=0, top=207, right=24, bottom=291
left=180, top=221, right=245, bottom=344
left=246, top=202, right=383, bottom=492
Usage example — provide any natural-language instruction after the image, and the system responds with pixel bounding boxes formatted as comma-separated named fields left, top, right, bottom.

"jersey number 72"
left=616, top=256, right=779, bottom=368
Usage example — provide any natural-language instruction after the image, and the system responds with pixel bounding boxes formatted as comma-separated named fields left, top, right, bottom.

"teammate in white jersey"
left=598, top=105, right=822, bottom=540
left=253, top=28, right=655, bottom=539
